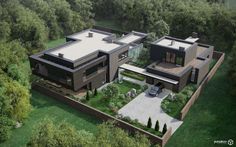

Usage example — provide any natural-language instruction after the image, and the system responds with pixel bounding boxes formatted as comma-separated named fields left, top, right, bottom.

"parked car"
left=148, top=83, right=164, bottom=97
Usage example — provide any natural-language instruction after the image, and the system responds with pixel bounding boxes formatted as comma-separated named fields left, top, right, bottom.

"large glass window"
left=165, top=52, right=176, bottom=64
left=176, top=56, right=183, bottom=66
left=166, top=52, right=171, bottom=62
left=119, top=51, right=128, bottom=61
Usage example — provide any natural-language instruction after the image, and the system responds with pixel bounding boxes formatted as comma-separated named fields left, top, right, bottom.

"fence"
left=179, top=51, right=225, bottom=120
left=32, top=83, right=172, bottom=147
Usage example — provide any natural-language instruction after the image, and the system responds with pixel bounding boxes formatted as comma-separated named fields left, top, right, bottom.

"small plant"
left=86, top=91, right=90, bottom=101
left=142, top=85, right=149, bottom=91
left=147, top=117, right=152, bottom=128
left=118, top=94, right=125, bottom=99
left=94, top=88, right=98, bottom=96
left=162, top=123, right=167, bottom=135
left=102, top=84, right=119, bottom=99
left=155, top=120, right=159, bottom=131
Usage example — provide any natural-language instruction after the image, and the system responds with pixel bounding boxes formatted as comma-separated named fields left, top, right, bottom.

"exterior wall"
left=72, top=56, right=107, bottom=91
left=195, top=58, right=210, bottom=85
left=29, top=56, right=74, bottom=89
left=108, top=45, right=130, bottom=82
left=177, top=67, right=192, bottom=91
left=197, top=45, right=214, bottom=60
left=184, top=43, right=197, bottom=66
left=179, top=51, right=225, bottom=120
left=150, top=44, right=185, bottom=65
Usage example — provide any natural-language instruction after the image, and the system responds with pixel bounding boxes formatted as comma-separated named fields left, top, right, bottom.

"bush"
left=142, top=85, right=149, bottom=91
left=118, top=94, right=125, bottom=99
left=147, top=117, right=152, bottom=128
left=94, top=88, right=98, bottom=96
left=102, top=84, right=119, bottom=99
left=86, top=91, right=90, bottom=101
left=115, top=102, right=123, bottom=108
left=162, top=123, right=167, bottom=135
left=0, top=116, right=14, bottom=143
left=154, top=120, right=159, bottom=132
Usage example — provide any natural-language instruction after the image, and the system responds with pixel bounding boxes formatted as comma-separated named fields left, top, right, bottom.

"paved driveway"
left=118, top=89, right=183, bottom=134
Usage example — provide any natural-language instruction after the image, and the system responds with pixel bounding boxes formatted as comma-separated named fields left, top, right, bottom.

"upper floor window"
left=119, top=51, right=128, bottom=61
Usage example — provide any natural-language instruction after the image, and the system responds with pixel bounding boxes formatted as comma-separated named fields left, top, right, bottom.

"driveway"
left=118, top=89, right=183, bottom=134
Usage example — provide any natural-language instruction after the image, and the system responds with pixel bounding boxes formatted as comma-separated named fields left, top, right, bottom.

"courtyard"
left=118, top=88, right=183, bottom=134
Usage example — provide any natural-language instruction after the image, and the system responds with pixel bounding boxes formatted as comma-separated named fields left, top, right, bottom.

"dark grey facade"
left=29, top=29, right=147, bottom=91
left=146, top=36, right=214, bottom=92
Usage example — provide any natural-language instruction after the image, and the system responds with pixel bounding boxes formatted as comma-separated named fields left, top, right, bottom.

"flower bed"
left=120, top=70, right=145, bottom=81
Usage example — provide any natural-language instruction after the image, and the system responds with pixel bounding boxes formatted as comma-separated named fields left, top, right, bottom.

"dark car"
left=148, top=83, right=164, bottom=97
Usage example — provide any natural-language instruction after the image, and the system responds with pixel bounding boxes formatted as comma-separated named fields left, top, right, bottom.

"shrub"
left=116, top=102, right=123, bottom=108
left=154, top=120, right=159, bottom=132
left=147, top=117, right=152, bottom=128
left=108, top=102, right=115, bottom=109
left=94, top=88, right=98, bottom=96
left=102, top=84, right=119, bottom=99
left=86, top=91, right=90, bottom=101
left=118, top=94, right=125, bottom=99
left=162, top=123, right=167, bottom=135
left=0, top=116, right=14, bottom=142
left=142, top=85, right=149, bottom=91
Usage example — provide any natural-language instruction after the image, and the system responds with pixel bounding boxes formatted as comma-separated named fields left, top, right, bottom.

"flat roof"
left=50, top=30, right=122, bottom=61
left=119, top=64, right=179, bottom=84
left=156, top=38, right=192, bottom=50
left=118, top=34, right=142, bottom=44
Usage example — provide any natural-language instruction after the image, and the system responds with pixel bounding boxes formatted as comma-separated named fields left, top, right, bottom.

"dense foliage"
left=28, top=119, right=151, bottom=147
left=93, top=0, right=236, bottom=51
left=0, top=0, right=94, bottom=53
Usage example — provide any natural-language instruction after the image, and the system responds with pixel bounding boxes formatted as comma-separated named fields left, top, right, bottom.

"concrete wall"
left=195, top=58, right=210, bottom=85
left=184, top=43, right=197, bottom=66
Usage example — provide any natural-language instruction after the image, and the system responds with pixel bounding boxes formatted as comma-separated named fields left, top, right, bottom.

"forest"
left=0, top=0, right=235, bottom=146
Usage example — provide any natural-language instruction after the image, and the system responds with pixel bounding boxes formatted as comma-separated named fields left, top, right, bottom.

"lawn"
left=0, top=90, right=100, bottom=147
left=85, top=80, right=142, bottom=115
left=95, top=19, right=124, bottom=31
left=46, top=38, right=66, bottom=49
left=166, top=59, right=236, bottom=147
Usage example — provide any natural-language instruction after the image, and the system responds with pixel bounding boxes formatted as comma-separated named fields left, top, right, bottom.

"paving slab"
left=118, top=89, right=183, bottom=134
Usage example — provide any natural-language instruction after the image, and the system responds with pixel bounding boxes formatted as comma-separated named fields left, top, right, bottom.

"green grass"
left=95, top=19, right=124, bottom=31
left=121, top=71, right=145, bottom=81
left=0, top=90, right=100, bottom=147
left=46, top=38, right=66, bottom=49
left=166, top=58, right=236, bottom=147
left=161, top=84, right=196, bottom=119
left=86, top=80, right=142, bottom=115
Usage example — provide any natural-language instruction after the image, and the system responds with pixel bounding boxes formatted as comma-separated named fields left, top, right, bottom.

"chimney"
left=179, top=46, right=185, bottom=51
left=170, top=40, right=175, bottom=46
left=88, top=32, right=93, bottom=37
left=192, top=32, right=198, bottom=38
left=58, top=53, right=64, bottom=58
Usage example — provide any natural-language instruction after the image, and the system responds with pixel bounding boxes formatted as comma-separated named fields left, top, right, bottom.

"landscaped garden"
left=76, top=80, right=147, bottom=115
left=161, top=84, right=197, bottom=119
left=0, top=90, right=100, bottom=147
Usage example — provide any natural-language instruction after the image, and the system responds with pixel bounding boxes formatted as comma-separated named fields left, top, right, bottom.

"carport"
left=119, top=64, right=179, bottom=88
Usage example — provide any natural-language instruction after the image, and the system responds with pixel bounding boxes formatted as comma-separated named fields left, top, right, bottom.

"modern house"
left=120, top=35, right=213, bottom=92
left=29, top=29, right=147, bottom=91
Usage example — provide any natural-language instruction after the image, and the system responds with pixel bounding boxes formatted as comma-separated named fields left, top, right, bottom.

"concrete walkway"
left=118, top=89, right=183, bottom=134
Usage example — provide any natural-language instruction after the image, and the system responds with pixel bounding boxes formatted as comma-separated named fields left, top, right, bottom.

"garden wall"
left=179, top=51, right=225, bottom=120
left=32, top=83, right=172, bottom=147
